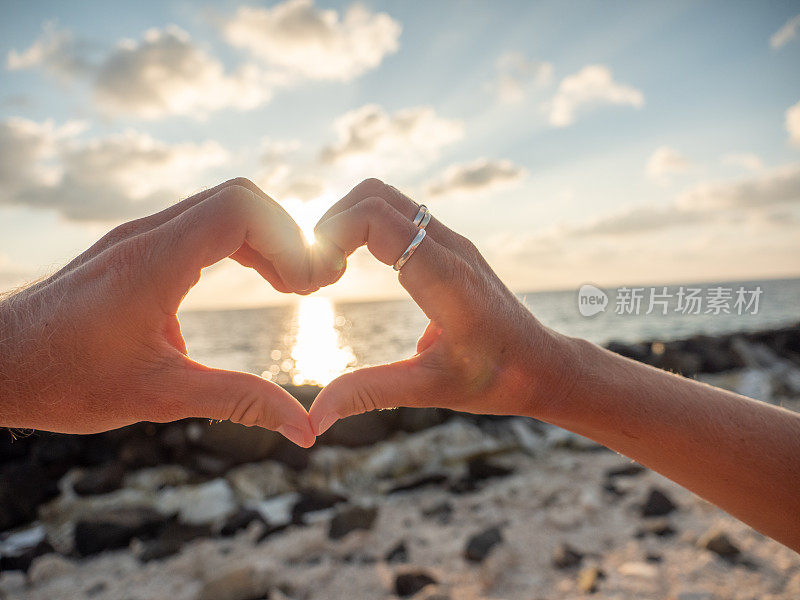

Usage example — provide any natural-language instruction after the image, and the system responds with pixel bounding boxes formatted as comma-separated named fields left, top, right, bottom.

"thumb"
left=308, top=359, right=439, bottom=436
left=177, top=364, right=316, bottom=448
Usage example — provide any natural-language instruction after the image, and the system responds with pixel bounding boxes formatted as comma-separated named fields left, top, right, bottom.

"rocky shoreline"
left=1, top=323, right=799, bottom=599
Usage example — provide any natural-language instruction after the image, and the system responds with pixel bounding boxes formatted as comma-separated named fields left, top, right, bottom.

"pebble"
left=697, top=528, right=740, bottom=559
left=394, top=570, right=437, bottom=597
left=640, top=487, right=677, bottom=517
left=74, top=506, right=165, bottom=556
left=198, top=565, right=270, bottom=600
left=464, top=526, right=503, bottom=563
left=225, top=461, right=293, bottom=502
left=635, top=518, right=676, bottom=538
left=156, top=479, right=237, bottom=526
left=385, top=541, right=409, bottom=563
left=73, top=462, right=125, bottom=496
left=577, top=566, right=605, bottom=593
left=552, top=542, right=584, bottom=569
left=328, top=505, right=378, bottom=540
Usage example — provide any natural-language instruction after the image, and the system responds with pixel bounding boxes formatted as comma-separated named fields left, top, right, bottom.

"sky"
left=1, top=0, right=799, bottom=310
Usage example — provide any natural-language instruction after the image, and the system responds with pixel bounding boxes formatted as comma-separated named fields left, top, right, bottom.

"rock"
left=385, top=541, right=409, bottom=563
left=606, top=341, right=651, bottom=362
left=421, top=501, right=453, bottom=524
left=124, top=465, right=191, bottom=492
left=641, top=487, right=677, bottom=517
left=0, top=525, right=52, bottom=572
left=253, top=493, right=298, bottom=527
left=394, top=571, right=437, bottom=597
left=467, top=456, right=514, bottom=481
left=329, top=505, right=378, bottom=540
left=198, top=565, right=270, bottom=600
left=464, top=526, right=503, bottom=563
left=74, top=506, right=165, bottom=556
left=191, top=453, right=234, bottom=477
left=27, top=553, right=76, bottom=584
left=618, top=561, right=658, bottom=578
left=291, top=488, right=347, bottom=524
left=156, top=479, right=237, bottom=526
left=552, top=542, right=583, bottom=569
left=73, top=462, right=124, bottom=496
left=390, top=473, right=448, bottom=494
left=192, top=420, right=281, bottom=464
left=395, top=407, right=450, bottom=432
left=0, top=461, right=58, bottom=530
left=604, top=463, right=645, bottom=478
left=134, top=520, right=210, bottom=562
left=220, top=508, right=267, bottom=537
left=118, top=437, right=164, bottom=469
left=268, top=437, right=311, bottom=471
left=697, top=528, right=740, bottom=559
left=226, top=461, right=293, bottom=502
left=577, top=566, right=605, bottom=593
left=635, top=518, right=676, bottom=538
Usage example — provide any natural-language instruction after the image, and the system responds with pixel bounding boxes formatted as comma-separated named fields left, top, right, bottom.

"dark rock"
left=85, top=582, right=107, bottom=597
left=329, top=505, right=378, bottom=540
left=641, top=487, right=677, bottom=517
left=31, top=434, right=82, bottom=470
left=604, top=463, right=645, bottom=478
left=73, top=462, right=124, bottom=496
left=645, top=553, right=662, bottom=563
left=467, top=457, right=514, bottom=481
left=552, top=543, right=584, bottom=569
left=421, top=501, right=453, bottom=524
left=464, top=526, right=503, bottom=563
left=220, top=508, right=266, bottom=537
left=118, top=438, right=164, bottom=469
left=395, top=407, right=450, bottom=432
left=191, top=453, right=233, bottom=477
left=75, top=506, right=166, bottom=556
left=394, top=571, right=437, bottom=597
left=635, top=518, right=676, bottom=538
left=319, top=411, right=397, bottom=447
left=191, top=421, right=280, bottom=464
left=601, top=480, right=627, bottom=498
left=698, top=529, right=740, bottom=559
left=385, top=541, right=409, bottom=563
left=606, top=341, right=651, bottom=362
left=292, top=488, right=347, bottom=524
left=390, top=473, right=448, bottom=494
left=268, top=438, right=311, bottom=471
left=577, top=566, right=605, bottom=593
left=0, top=461, right=59, bottom=530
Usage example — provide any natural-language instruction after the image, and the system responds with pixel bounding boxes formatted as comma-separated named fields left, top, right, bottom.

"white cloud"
left=770, top=14, right=800, bottom=49
left=677, top=163, right=800, bottom=211
left=426, top=158, right=526, bottom=197
left=5, top=21, right=91, bottom=81
left=549, top=65, right=644, bottom=127
left=320, top=104, right=463, bottom=166
left=721, top=153, right=763, bottom=172
left=0, top=117, right=229, bottom=221
left=93, top=26, right=276, bottom=119
left=494, top=52, right=552, bottom=103
left=646, top=146, right=692, bottom=182
left=221, top=0, right=400, bottom=81
left=787, top=101, right=800, bottom=146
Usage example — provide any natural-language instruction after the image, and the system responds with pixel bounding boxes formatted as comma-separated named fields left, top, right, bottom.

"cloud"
left=319, top=104, right=463, bottom=166
left=93, top=26, right=276, bottom=119
left=221, top=0, right=400, bottom=81
left=494, top=52, right=552, bottom=103
left=5, top=21, right=91, bottom=81
left=721, top=153, right=763, bottom=172
left=677, top=163, right=800, bottom=211
left=646, top=146, right=692, bottom=182
left=787, top=101, right=800, bottom=146
left=548, top=65, right=644, bottom=127
left=770, top=13, right=800, bottom=49
left=0, top=117, right=229, bottom=221
left=426, top=158, right=526, bottom=197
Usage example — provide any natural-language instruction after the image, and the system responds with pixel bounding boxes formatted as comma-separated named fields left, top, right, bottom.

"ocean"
left=179, top=277, right=800, bottom=387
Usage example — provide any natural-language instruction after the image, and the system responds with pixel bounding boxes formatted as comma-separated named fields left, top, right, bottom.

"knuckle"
left=226, top=388, right=274, bottom=428
left=224, top=176, right=258, bottom=193
left=360, top=195, right=393, bottom=220
left=355, top=177, right=388, bottom=199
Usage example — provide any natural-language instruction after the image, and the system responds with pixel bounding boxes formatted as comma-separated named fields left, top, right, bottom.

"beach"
left=1, top=322, right=799, bottom=599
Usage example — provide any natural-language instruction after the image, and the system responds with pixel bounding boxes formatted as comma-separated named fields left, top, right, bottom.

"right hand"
left=308, top=179, right=575, bottom=435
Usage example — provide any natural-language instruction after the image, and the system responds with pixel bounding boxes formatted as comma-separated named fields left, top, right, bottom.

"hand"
left=308, top=178, right=574, bottom=435
left=0, top=178, right=338, bottom=446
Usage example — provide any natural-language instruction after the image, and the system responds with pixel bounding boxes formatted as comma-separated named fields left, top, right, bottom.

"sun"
left=280, top=194, right=335, bottom=245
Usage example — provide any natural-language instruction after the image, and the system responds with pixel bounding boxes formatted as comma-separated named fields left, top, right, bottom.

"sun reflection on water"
left=289, top=296, right=356, bottom=385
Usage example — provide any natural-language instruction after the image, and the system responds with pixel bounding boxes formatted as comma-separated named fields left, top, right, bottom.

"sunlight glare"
left=281, top=194, right=335, bottom=245
left=290, top=296, right=356, bottom=385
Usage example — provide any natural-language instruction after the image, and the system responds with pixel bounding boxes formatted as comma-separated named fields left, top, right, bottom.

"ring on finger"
left=412, top=204, right=429, bottom=227
left=393, top=228, right=426, bottom=271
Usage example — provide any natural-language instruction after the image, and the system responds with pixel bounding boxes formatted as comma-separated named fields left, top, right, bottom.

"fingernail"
left=278, top=424, right=311, bottom=447
left=316, top=412, right=340, bottom=436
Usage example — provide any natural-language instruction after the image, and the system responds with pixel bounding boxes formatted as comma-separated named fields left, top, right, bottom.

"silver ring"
left=417, top=210, right=431, bottom=229
left=393, top=228, right=426, bottom=271
left=412, top=205, right=429, bottom=227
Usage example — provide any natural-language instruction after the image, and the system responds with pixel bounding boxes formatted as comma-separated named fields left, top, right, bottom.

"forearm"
left=532, top=334, right=800, bottom=551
